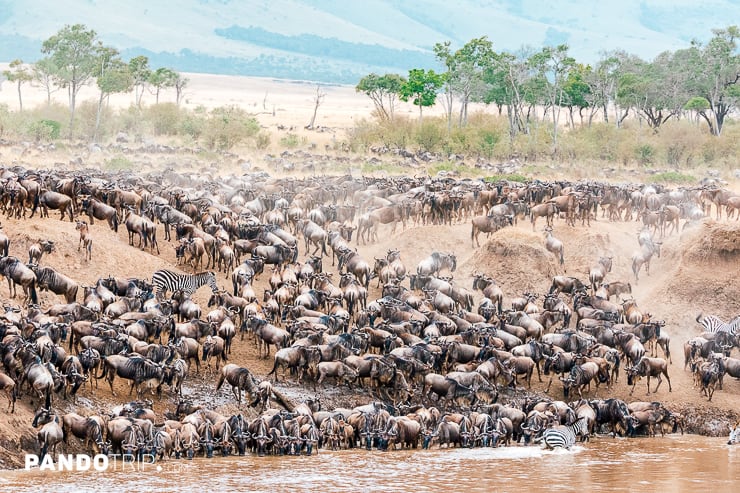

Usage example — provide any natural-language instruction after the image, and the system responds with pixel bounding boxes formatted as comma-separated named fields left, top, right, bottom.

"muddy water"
left=1, top=435, right=737, bottom=493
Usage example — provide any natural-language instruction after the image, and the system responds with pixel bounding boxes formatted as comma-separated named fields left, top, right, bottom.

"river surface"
left=1, top=435, right=737, bottom=493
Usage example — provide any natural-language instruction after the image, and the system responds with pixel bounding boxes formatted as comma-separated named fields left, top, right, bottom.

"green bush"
left=651, top=171, right=696, bottom=184
left=202, top=106, right=260, bottom=150
left=255, top=131, right=271, bottom=150
left=27, top=119, right=61, bottom=141
left=279, top=132, right=302, bottom=148
left=484, top=173, right=529, bottom=183
left=414, top=121, right=445, bottom=153
left=635, top=143, right=655, bottom=166
left=145, top=103, right=183, bottom=136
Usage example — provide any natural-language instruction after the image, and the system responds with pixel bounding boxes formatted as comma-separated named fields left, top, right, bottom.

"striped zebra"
left=696, top=313, right=740, bottom=336
left=536, top=417, right=589, bottom=450
left=152, top=269, right=218, bottom=300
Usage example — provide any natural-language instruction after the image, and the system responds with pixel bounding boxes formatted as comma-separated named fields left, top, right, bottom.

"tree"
left=32, top=58, right=60, bottom=106
left=482, top=48, right=535, bottom=138
left=527, top=44, right=576, bottom=146
left=2, top=59, right=33, bottom=111
left=94, top=47, right=132, bottom=141
left=174, top=73, right=189, bottom=106
left=399, top=69, right=443, bottom=123
left=561, top=63, right=592, bottom=127
left=306, top=84, right=325, bottom=130
left=433, top=41, right=455, bottom=129
left=41, top=24, right=104, bottom=138
left=129, top=55, right=151, bottom=107
left=684, top=26, right=740, bottom=135
left=148, top=67, right=178, bottom=104
left=356, top=73, right=405, bottom=121
left=586, top=52, right=621, bottom=124
left=443, top=37, right=495, bottom=127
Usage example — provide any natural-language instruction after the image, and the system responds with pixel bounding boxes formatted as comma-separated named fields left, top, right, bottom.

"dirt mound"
left=461, top=228, right=562, bottom=295
left=683, top=220, right=740, bottom=262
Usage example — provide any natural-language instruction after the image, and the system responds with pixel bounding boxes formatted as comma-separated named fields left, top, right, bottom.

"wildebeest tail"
left=112, top=213, right=119, bottom=233
left=202, top=346, right=209, bottom=361
left=44, top=387, right=52, bottom=409
left=267, top=359, right=279, bottom=376
left=32, top=192, right=40, bottom=216
left=29, top=282, right=38, bottom=305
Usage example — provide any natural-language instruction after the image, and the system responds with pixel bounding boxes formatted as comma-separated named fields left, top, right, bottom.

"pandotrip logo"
left=25, top=454, right=192, bottom=473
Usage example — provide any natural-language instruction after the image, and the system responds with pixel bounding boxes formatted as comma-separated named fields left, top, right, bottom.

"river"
left=1, top=435, right=737, bottom=493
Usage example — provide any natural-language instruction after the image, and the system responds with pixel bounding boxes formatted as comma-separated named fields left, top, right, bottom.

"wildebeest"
left=81, top=196, right=119, bottom=231
left=75, top=220, right=93, bottom=261
left=626, top=356, right=672, bottom=395
left=0, top=256, right=38, bottom=304
left=31, top=190, right=75, bottom=222
left=416, top=252, right=456, bottom=278
left=33, top=408, right=64, bottom=461
left=216, top=363, right=260, bottom=404
left=470, top=214, right=512, bottom=247
left=31, top=264, right=79, bottom=304
left=543, top=227, right=564, bottom=265
left=631, top=240, right=661, bottom=282
left=0, top=371, right=16, bottom=412
left=28, top=240, right=55, bottom=265
left=99, top=354, right=165, bottom=398
left=589, top=256, right=612, bottom=293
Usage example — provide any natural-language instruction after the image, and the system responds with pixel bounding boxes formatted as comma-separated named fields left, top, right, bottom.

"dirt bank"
left=0, top=174, right=738, bottom=469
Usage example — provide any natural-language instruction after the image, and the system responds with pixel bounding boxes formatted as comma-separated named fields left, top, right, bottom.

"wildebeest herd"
left=0, top=165, right=738, bottom=463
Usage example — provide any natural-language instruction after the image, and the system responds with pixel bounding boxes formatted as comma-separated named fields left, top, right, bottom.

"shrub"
left=279, top=132, right=302, bottom=148
left=651, top=171, right=696, bottom=184
left=635, top=143, right=656, bottom=166
left=27, top=119, right=61, bottom=141
left=145, top=103, right=183, bottom=136
left=202, top=106, right=260, bottom=150
left=104, top=156, right=134, bottom=171
left=414, top=120, right=445, bottom=153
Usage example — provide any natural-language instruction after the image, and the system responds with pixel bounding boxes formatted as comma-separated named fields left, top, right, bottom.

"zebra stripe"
left=152, top=270, right=218, bottom=299
left=697, top=314, right=740, bottom=336
left=539, top=418, right=589, bottom=450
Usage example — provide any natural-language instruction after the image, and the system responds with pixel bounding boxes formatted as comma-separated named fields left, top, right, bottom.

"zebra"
left=535, top=417, right=589, bottom=450
left=729, top=422, right=740, bottom=445
left=152, top=269, right=218, bottom=301
left=696, top=313, right=740, bottom=336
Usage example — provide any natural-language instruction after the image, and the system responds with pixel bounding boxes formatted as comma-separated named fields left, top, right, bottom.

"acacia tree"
left=174, top=73, right=189, bottom=106
left=586, top=52, right=621, bottom=124
left=33, top=58, right=60, bottom=106
left=41, top=24, right=104, bottom=138
left=685, top=26, right=740, bottom=135
left=399, top=69, right=443, bottom=123
left=129, top=55, right=151, bottom=107
left=94, top=47, right=132, bottom=141
left=356, top=73, right=405, bottom=122
left=561, top=63, right=592, bottom=127
left=2, top=59, right=33, bottom=111
left=434, top=37, right=495, bottom=128
left=528, top=44, right=575, bottom=146
left=149, top=67, right=178, bottom=103
left=482, top=50, right=531, bottom=138
left=433, top=41, right=455, bottom=129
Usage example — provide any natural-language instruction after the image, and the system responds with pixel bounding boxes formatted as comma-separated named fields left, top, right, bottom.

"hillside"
left=0, top=169, right=738, bottom=467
